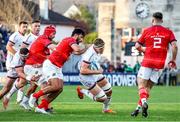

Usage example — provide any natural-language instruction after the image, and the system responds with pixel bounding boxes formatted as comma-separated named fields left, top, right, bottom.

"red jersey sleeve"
left=43, top=39, right=52, bottom=47
left=69, top=38, right=77, bottom=46
left=169, top=30, right=176, bottom=43
left=138, top=30, right=146, bottom=45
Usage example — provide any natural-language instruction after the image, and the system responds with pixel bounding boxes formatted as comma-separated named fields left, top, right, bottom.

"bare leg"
left=0, top=78, right=15, bottom=99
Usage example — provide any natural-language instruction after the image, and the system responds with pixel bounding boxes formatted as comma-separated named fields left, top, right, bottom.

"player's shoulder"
left=9, top=31, right=19, bottom=38
left=61, top=37, right=76, bottom=45
left=65, top=37, right=75, bottom=42
left=85, top=45, right=94, bottom=52
left=164, top=27, right=173, bottom=33
left=37, top=35, right=49, bottom=42
left=82, top=45, right=95, bottom=57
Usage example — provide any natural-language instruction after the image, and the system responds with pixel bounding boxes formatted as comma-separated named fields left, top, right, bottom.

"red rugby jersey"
left=138, top=25, right=176, bottom=69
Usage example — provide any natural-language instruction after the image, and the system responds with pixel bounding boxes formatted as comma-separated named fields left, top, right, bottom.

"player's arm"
left=71, top=43, right=86, bottom=55
left=80, top=61, right=103, bottom=75
left=168, top=41, right=178, bottom=68
left=6, top=41, right=16, bottom=55
left=21, top=42, right=29, bottom=48
left=171, top=41, right=178, bottom=61
left=135, top=42, right=146, bottom=53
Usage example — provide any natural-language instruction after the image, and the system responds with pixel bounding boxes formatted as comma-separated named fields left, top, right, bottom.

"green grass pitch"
left=0, top=86, right=180, bottom=121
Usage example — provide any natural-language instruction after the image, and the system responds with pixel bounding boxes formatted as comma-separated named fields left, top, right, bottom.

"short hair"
left=153, top=12, right=163, bottom=20
left=19, top=21, right=28, bottom=26
left=20, top=48, right=29, bottom=55
left=94, top=38, right=105, bottom=48
left=32, top=20, right=40, bottom=24
left=71, top=28, right=85, bottom=37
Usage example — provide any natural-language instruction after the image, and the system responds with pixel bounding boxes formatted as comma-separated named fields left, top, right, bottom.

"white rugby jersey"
left=79, top=45, right=101, bottom=69
left=10, top=52, right=25, bottom=69
left=6, top=32, right=25, bottom=70
left=8, top=31, right=25, bottom=52
left=23, top=32, right=38, bottom=49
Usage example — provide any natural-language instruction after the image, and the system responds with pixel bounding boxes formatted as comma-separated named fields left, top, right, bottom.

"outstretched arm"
left=168, top=41, right=178, bottom=69
left=135, top=42, right=146, bottom=53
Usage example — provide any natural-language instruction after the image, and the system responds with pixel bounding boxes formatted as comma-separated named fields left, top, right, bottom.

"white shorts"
left=137, top=66, right=163, bottom=84
left=79, top=74, right=105, bottom=89
left=6, top=54, right=13, bottom=71
left=7, top=68, right=18, bottom=79
left=43, top=59, right=63, bottom=81
left=24, top=65, right=46, bottom=86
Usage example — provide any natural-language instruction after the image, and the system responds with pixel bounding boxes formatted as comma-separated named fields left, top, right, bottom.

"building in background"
left=4, top=0, right=83, bottom=42
left=98, top=0, right=180, bottom=68
left=39, top=0, right=81, bottom=41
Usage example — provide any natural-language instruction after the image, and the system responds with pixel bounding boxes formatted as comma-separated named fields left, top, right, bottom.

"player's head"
left=71, top=28, right=85, bottom=43
left=152, top=12, right=163, bottom=25
left=18, top=21, right=28, bottom=35
left=43, top=25, right=56, bottom=40
left=93, top=38, right=105, bottom=54
left=19, top=48, right=29, bottom=60
left=31, top=20, right=40, bottom=35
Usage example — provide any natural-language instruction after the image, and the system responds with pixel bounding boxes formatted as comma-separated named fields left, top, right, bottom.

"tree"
left=0, top=0, right=39, bottom=31
left=84, top=32, right=98, bottom=44
left=70, top=5, right=96, bottom=33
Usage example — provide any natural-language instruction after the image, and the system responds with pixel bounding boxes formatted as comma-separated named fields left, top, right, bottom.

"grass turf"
left=0, top=86, right=180, bottom=121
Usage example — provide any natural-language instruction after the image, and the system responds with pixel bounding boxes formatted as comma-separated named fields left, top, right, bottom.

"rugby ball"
left=90, top=61, right=101, bottom=70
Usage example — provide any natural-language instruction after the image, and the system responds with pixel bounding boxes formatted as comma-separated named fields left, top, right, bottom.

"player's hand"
left=31, top=75, right=42, bottom=82
left=98, top=68, right=104, bottom=74
left=168, top=60, right=176, bottom=69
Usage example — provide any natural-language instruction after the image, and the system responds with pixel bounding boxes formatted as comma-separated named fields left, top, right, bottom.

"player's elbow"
left=74, top=47, right=82, bottom=52
left=135, top=44, right=141, bottom=51
left=172, top=43, right=178, bottom=50
left=80, top=68, right=88, bottom=75
left=6, top=44, right=10, bottom=51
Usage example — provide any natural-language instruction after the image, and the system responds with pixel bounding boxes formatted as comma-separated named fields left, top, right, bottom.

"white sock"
left=6, top=84, right=18, bottom=99
left=21, top=95, right=29, bottom=104
left=17, top=90, right=24, bottom=102
left=136, top=105, right=142, bottom=110
left=141, top=98, right=147, bottom=105
left=81, top=89, right=94, bottom=101
left=103, top=96, right=111, bottom=111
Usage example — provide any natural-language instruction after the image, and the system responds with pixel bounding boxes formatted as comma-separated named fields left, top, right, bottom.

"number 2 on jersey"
left=153, top=38, right=161, bottom=48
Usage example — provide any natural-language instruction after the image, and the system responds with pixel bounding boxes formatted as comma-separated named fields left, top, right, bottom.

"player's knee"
left=95, top=90, right=107, bottom=102
left=19, top=82, right=25, bottom=88
left=3, top=87, right=10, bottom=94
left=59, top=87, right=63, bottom=92
left=29, top=85, right=37, bottom=93
left=53, top=83, right=63, bottom=92
left=101, top=82, right=112, bottom=96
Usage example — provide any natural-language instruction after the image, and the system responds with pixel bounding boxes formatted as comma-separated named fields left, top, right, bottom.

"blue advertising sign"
left=63, top=73, right=137, bottom=86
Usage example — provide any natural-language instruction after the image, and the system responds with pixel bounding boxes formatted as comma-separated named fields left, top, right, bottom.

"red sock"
left=33, top=90, right=44, bottom=99
left=138, top=99, right=142, bottom=106
left=38, top=99, right=49, bottom=110
left=139, top=87, right=149, bottom=100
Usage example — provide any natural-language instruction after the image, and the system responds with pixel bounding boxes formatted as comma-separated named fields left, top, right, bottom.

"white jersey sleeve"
left=9, top=32, right=18, bottom=44
left=8, top=32, right=24, bottom=51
